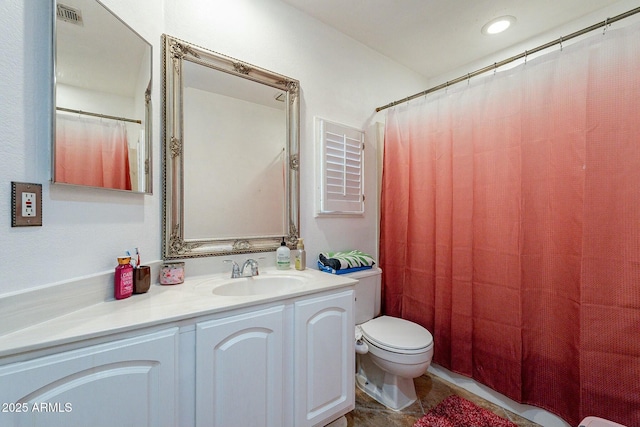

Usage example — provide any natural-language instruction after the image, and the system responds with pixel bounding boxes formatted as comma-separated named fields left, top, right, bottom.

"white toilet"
left=348, top=267, right=434, bottom=411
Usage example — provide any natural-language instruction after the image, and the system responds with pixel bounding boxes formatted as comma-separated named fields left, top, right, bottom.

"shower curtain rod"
left=56, top=107, right=142, bottom=124
left=375, top=6, right=640, bottom=112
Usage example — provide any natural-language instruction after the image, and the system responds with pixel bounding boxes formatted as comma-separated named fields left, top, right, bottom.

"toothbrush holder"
left=133, top=265, right=151, bottom=294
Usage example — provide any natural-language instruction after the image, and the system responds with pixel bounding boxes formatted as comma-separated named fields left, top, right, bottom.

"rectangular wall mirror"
left=162, top=35, right=300, bottom=258
left=53, top=0, right=152, bottom=193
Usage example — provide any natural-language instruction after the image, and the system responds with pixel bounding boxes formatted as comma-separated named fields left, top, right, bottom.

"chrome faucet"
left=224, top=258, right=260, bottom=278
left=241, top=259, right=260, bottom=277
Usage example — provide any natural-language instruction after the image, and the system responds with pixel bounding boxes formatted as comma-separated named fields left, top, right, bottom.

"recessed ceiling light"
left=481, top=15, right=516, bottom=35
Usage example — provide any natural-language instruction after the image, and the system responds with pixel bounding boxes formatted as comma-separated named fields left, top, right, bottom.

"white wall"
left=163, top=0, right=427, bottom=275
left=0, top=0, right=425, bottom=295
left=0, top=0, right=161, bottom=295
left=9, top=0, right=633, bottom=297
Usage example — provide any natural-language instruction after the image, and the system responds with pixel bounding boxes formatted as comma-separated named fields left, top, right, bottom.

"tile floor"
left=345, top=372, right=541, bottom=427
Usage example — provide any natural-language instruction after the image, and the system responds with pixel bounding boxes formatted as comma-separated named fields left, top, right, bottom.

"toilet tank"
left=344, top=267, right=382, bottom=324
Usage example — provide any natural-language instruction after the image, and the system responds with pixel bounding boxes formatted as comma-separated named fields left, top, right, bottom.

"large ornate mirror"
left=53, top=0, right=152, bottom=193
left=162, top=35, right=300, bottom=258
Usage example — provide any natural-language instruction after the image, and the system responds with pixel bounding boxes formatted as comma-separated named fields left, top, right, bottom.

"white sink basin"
left=211, top=275, right=305, bottom=296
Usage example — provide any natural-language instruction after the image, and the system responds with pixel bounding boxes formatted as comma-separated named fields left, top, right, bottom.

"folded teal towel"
left=318, top=250, right=376, bottom=271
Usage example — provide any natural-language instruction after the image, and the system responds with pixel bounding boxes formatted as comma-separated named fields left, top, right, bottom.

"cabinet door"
left=294, top=290, right=355, bottom=427
left=195, top=305, right=285, bottom=427
left=0, top=328, right=178, bottom=427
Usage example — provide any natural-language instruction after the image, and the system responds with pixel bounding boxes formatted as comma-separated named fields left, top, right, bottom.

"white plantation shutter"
left=318, top=118, right=364, bottom=215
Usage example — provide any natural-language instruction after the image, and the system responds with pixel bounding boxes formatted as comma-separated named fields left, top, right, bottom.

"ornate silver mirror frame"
left=162, top=35, right=300, bottom=259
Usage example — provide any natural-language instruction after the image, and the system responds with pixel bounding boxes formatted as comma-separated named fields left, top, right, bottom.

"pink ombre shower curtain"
left=55, top=115, right=132, bottom=190
left=380, top=22, right=640, bottom=426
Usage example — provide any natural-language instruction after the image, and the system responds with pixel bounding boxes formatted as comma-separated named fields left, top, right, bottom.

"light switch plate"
left=11, top=182, right=42, bottom=227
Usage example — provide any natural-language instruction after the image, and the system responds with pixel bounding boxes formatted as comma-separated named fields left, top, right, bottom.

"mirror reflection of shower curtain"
left=55, top=114, right=132, bottom=190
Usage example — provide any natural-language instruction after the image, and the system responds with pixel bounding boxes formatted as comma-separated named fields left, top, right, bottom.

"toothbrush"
left=135, top=248, right=141, bottom=268
left=127, top=250, right=136, bottom=268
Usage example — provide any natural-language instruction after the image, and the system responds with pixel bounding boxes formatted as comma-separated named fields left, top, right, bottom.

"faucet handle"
left=256, top=257, right=267, bottom=275
left=224, top=260, right=241, bottom=278
left=250, top=259, right=260, bottom=276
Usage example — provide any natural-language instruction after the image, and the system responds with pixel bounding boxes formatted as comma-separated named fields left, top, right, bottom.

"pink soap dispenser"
left=114, top=256, right=134, bottom=300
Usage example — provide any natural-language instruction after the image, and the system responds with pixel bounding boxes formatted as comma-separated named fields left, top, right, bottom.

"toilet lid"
left=360, top=316, right=433, bottom=352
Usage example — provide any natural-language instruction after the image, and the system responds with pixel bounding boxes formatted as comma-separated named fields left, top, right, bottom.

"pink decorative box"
left=160, top=262, right=185, bottom=285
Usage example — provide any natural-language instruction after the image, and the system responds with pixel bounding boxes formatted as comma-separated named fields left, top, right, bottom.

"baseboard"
left=428, top=364, right=571, bottom=427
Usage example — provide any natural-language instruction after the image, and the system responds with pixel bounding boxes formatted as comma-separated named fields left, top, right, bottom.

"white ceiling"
left=280, top=0, right=625, bottom=80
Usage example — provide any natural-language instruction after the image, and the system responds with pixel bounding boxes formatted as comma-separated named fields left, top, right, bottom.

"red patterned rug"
left=414, top=395, right=519, bottom=427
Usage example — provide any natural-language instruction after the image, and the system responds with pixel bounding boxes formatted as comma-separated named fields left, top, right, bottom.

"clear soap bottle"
left=295, top=238, right=306, bottom=271
left=276, top=238, right=291, bottom=270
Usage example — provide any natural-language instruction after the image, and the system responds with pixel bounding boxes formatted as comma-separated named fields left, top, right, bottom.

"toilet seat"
left=360, top=316, right=433, bottom=355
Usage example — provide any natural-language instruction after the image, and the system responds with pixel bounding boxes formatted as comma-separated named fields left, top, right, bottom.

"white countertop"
left=0, top=268, right=356, bottom=359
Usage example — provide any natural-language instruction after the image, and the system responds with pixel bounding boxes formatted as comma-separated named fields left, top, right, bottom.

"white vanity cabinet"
left=0, top=327, right=178, bottom=427
left=194, top=305, right=286, bottom=427
left=0, top=272, right=356, bottom=427
left=294, top=290, right=355, bottom=427
left=192, top=289, right=355, bottom=427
